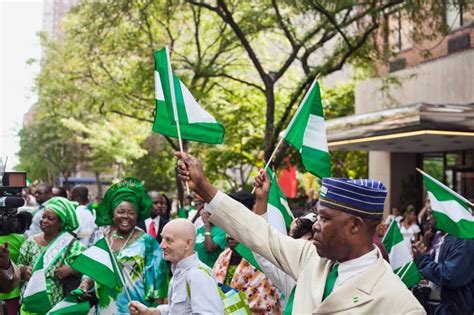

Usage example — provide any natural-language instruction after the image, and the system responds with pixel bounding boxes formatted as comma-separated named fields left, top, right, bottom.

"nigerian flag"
left=267, top=168, right=294, bottom=232
left=152, top=47, right=224, bottom=144
left=22, top=260, right=51, bottom=313
left=282, top=80, right=330, bottom=179
left=71, top=238, right=124, bottom=289
left=382, top=221, right=422, bottom=288
left=47, top=294, right=90, bottom=315
left=419, top=169, right=474, bottom=239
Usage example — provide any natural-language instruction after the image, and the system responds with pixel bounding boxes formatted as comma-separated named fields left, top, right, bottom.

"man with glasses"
left=26, top=183, right=52, bottom=237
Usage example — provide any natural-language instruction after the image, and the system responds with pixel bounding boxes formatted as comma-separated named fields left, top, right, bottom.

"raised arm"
left=175, top=152, right=315, bottom=280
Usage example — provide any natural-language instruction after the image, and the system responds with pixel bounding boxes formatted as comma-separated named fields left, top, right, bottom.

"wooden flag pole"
left=104, top=237, right=132, bottom=302
left=251, top=136, right=284, bottom=194
left=166, top=46, right=190, bottom=194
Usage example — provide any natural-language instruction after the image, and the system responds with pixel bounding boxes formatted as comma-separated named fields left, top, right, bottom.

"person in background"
left=52, top=186, right=68, bottom=198
left=400, top=205, right=421, bottom=251
left=194, top=210, right=227, bottom=268
left=413, top=230, right=474, bottom=314
left=137, top=191, right=170, bottom=244
left=26, top=183, right=53, bottom=237
left=70, top=185, right=97, bottom=246
left=304, top=188, right=319, bottom=210
left=190, top=195, right=205, bottom=230
left=178, top=195, right=194, bottom=219
left=384, top=206, right=403, bottom=225
left=212, top=191, right=282, bottom=314
left=129, top=219, right=224, bottom=315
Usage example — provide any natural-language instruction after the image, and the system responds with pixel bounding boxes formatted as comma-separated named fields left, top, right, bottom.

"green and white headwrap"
left=96, top=177, right=152, bottom=226
left=45, top=197, right=79, bottom=232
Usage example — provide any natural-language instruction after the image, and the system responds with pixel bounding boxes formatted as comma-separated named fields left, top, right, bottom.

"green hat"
left=96, top=177, right=152, bottom=226
left=45, top=197, right=79, bottom=232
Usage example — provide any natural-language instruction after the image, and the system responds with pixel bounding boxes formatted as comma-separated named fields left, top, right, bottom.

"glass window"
left=423, top=154, right=444, bottom=182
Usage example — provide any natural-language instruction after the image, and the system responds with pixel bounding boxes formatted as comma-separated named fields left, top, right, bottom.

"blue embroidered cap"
left=319, top=178, right=387, bottom=219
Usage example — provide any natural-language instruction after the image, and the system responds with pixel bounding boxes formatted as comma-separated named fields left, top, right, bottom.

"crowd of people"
left=0, top=152, right=472, bottom=315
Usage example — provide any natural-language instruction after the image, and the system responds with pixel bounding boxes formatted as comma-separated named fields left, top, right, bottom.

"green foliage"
left=21, top=0, right=447, bottom=191
left=17, top=117, right=82, bottom=182
left=127, top=135, right=176, bottom=192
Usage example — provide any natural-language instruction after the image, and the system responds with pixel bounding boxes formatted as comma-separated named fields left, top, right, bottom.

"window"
left=446, top=0, right=472, bottom=30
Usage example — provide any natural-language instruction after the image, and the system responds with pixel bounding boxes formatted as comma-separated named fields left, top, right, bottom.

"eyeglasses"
left=35, top=191, right=47, bottom=196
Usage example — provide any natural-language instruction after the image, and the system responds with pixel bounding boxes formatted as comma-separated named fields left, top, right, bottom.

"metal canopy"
left=326, top=103, right=474, bottom=153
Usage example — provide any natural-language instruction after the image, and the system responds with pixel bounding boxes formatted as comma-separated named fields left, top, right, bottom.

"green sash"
left=23, top=232, right=74, bottom=313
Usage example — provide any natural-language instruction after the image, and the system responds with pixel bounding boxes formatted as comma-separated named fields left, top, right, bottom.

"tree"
left=17, top=117, right=82, bottom=184
left=27, top=0, right=452, bottom=191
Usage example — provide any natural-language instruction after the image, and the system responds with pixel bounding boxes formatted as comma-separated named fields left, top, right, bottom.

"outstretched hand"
left=175, top=152, right=217, bottom=203
left=129, top=301, right=159, bottom=315
left=0, top=242, right=11, bottom=270
left=254, top=169, right=271, bottom=201
left=412, top=240, right=427, bottom=260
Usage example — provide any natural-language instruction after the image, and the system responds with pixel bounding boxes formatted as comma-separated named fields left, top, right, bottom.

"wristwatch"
left=204, top=232, right=212, bottom=236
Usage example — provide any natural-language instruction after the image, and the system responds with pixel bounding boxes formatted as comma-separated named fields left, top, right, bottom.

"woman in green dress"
left=79, top=177, right=168, bottom=315
left=17, top=197, right=86, bottom=314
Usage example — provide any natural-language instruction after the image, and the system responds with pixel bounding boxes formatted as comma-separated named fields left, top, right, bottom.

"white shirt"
left=144, top=217, right=160, bottom=234
left=75, top=205, right=97, bottom=246
left=400, top=223, right=421, bottom=251
left=193, top=216, right=204, bottom=231
left=157, top=253, right=224, bottom=315
left=334, top=247, right=378, bottom=292
left=384, top=214, right=403, bottom=225
left=26, top=206, right=44, bottom=237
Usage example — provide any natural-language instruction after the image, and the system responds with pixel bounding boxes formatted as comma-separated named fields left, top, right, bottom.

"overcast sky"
left=0, top=0, right=43, bottom=171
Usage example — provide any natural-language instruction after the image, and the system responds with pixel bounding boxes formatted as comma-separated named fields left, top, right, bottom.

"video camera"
left=0, top=172, right=32, bottom=236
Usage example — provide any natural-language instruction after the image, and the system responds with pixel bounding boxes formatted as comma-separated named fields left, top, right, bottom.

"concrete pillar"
left=368, top=151, right=391, bottom=216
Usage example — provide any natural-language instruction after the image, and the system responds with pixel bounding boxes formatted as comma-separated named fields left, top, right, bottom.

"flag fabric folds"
left=71, top=238, right=124, bottom=289
left=282, top=80, right=330, bottom=179
left=419, top=169, right=474, bottom=239
left=382, top=221, right=422, bottom=288
left=47, top=291, right=90, bottom=315
left=22, top=259, right=51, bottom=313
left=152, top=47, right=224, bottom=144
left=267, top=168, right=294, bottom=232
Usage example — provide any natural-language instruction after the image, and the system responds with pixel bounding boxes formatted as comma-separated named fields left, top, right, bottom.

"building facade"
left=326, top=4, right=473, bottom=213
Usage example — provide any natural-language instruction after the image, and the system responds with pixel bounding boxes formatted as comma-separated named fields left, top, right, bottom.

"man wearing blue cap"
left=176, top=152, right=425, bottom=314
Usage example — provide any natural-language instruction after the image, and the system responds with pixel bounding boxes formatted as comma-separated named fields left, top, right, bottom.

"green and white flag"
left=382, top=221, right=421, bottom=288
left=22, top=259, right=51, bottom=313
left=71, top=238, right=124, bottom=289
left=282, top=80, right=330, bottom=179
left=152, top=47, right=225, bottom=144
left=23, top=232, right=74, bottom=313
left=419, top=169, right=474, bottom=239
left=267, top=168, right=294, bottom=232
left=47, top=295, right=90, bottom=315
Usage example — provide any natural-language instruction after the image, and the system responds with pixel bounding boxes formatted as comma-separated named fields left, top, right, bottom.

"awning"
left=326, top=103, right=474, bottom=153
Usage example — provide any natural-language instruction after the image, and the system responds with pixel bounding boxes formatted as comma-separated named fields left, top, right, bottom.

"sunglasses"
left=35, top=191, right=48, bottom=196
